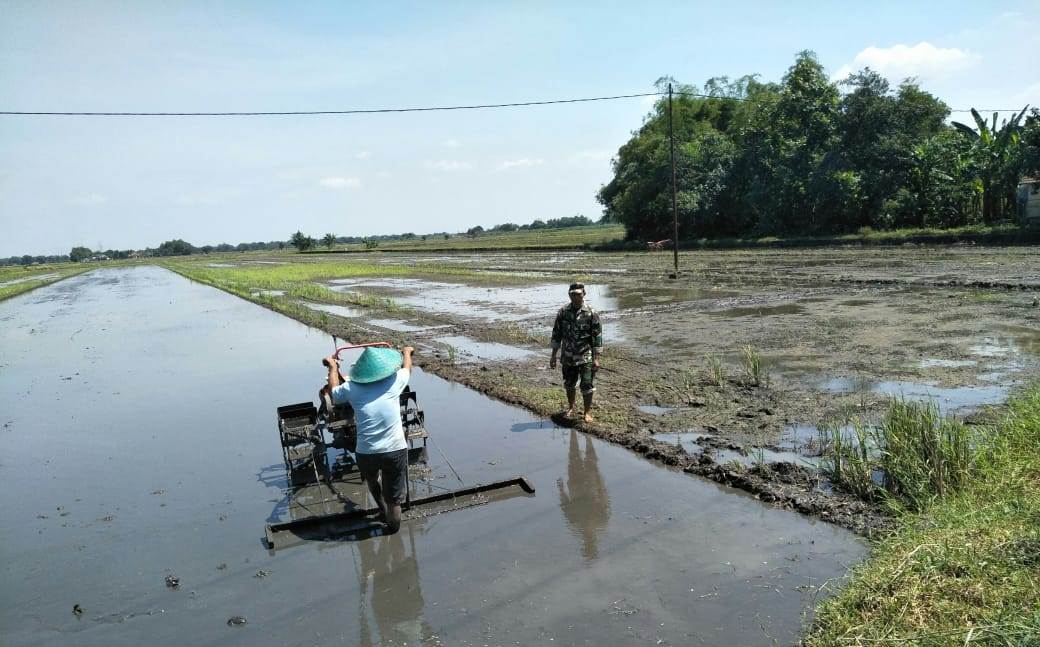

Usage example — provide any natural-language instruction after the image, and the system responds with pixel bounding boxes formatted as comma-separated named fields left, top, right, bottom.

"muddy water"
left=0, top=267, right=864, bottom=646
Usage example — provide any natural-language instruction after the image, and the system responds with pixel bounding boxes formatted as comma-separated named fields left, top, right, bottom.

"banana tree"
left=952, top=106, right=1029, bottom=223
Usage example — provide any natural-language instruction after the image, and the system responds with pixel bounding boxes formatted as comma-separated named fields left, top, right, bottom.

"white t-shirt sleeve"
left=330, top=382, right=351, bottom=405
left=393, top=367, right=410, bottom=394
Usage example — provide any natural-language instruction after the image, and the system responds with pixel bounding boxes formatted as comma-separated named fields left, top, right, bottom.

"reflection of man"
left=549, top=283, right=603, bottom=423
left=557, top=429, right=610, bottom=561
left=356, top=530, right=429, bottom=647
left=325, top=345, right=415, bottom=533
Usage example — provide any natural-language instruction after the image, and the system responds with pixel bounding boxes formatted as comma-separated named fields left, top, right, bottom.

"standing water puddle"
left=328, top=277, right=735, bottom=326
left=366, top=318, right=446, bottom=332
left=821, top=377, right=1008, bottom=415
left=0, top=267, right=864, bottom=646
left=300, top=302, right=361, bottom=318
left=434, top=334, right=536, bottom=362
left=656, top=433, right=819, bottom=467
left=329, top=277, right=619, bottom=322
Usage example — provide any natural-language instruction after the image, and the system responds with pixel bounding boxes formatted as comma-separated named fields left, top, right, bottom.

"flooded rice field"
left=156, top=246, right=1040, bottom=533
left=0, top=267, right=865, bottom=646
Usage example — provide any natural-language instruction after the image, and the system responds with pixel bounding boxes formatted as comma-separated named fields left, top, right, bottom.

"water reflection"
left=557, top=429, right=611, bottom=561
left=355, top=525, right=433, bottom=646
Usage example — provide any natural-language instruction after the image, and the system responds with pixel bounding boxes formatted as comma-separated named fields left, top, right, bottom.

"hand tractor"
left=264, top=342, right=535, bottom=549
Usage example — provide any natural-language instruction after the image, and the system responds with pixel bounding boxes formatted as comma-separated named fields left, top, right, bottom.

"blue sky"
left=1, top=1, right=1037, bottom=256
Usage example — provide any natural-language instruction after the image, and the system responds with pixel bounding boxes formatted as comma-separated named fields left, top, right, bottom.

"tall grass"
left=880, top=400, right=975, bottom=509
left=819, top=421, right=878, bottom=502
left=741, top=344, right=767, bottom=386
left=806, top=387, right=1040, bottom=645
left=820, top=399, right=978, bottom=512
left=705, top=354, right=725, bottom=386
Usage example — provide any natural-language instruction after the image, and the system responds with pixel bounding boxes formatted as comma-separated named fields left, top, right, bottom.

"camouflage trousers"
left=562, top=362, right=597, bottom=395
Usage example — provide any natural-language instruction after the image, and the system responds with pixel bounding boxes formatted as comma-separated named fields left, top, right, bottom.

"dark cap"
left=568, top=282, right=585, bottom=294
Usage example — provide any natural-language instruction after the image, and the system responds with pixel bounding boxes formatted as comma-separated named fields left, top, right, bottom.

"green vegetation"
left=602, top=223, right=1031, bottom=250
left=0, top=264, right=92, bottom=301
left=808, top=388, right=1040, bottom=644
left=705, top=353, right=724, bottom=386
left=741, top=344, right=766, bottom=386
left=306, top=224, right=624, bottom=252
left=600, top=52, right=1040, bottom=242
left=155, top=239, right=197, bottom=256
left=69, top=246, right=93, bottom=262
left=822, top=400, right=979, bottom=511
left=290, top=231, right=315, bottom=251
left=953, top=108, right=1031, bottom=223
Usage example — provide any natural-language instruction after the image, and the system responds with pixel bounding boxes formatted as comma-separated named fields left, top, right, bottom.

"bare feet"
left=583, top=412, right=594, bottom=423
left=563, top=408, right=575, bottom=418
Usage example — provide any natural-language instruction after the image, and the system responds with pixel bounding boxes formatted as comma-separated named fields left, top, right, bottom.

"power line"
left=0, top=89, right=1026, bottom=117
left=0, top=92, right=660, bottom=116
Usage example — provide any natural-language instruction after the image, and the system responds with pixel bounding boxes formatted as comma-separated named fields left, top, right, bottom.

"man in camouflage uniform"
left=550, top=282, right=603, bottom=423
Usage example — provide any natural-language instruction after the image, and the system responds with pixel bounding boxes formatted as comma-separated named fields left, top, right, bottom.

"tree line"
left=598, top=51, right=1040, bottom=240
left=0, top=214, right=603, bottom=264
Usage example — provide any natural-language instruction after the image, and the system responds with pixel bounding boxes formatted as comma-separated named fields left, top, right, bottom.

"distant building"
left=1019, top=178, right=1040, bottom=231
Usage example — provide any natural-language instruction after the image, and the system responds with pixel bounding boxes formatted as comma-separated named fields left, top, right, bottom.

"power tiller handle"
left=322, top=342, right=393, bottom=367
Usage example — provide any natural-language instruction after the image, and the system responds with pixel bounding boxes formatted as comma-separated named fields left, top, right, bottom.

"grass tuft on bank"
left=805, top=387, right=1040, bottom=645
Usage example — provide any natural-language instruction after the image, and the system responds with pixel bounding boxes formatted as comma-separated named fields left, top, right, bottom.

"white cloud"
left=442, top=139, right=461, bottom=148
left=318, top=176, right=362, bottom=189
left=498, top=158, right=545, bottom=170
left=832, top=42, right=978, bottom=83
left=354, top=151, right=371, bottom=160
left=69, top=193, right=107, bottom=206
left=427, top=159, right=472, bottom=171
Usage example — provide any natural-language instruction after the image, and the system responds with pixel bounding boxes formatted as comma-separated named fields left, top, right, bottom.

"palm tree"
left=322, top=233, right=336, bottom=250
left=952, top=107, right=1029, bottom=223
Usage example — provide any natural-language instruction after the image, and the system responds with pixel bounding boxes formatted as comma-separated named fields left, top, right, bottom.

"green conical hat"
left=349, top=347, right=404, bottom=384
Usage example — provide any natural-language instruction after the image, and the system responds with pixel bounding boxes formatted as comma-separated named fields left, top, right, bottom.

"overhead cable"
left=0, top=90, right=1026, bottom=117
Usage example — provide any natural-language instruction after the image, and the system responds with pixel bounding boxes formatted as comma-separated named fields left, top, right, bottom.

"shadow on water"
left=511, top=420, right=552, bottom=433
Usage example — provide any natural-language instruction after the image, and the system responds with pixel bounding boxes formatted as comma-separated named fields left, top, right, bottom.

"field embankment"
left=0, top=264, right=94, bottom=301
left=307, top=224, right=625, bottom=253
left=805, top=387, right=1040, bottom=645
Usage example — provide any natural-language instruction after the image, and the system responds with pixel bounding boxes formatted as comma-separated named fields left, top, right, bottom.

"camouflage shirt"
left=551, top=303, right=603, bottom=366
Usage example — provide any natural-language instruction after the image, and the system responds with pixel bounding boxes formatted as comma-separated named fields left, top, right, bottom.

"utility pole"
left=668, top=83, right=679, bottom=278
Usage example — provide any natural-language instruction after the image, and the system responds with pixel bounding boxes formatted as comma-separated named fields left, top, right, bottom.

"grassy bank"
left=0, top=264, right=93, bottom=301
left=806, top=388, right=1040, bottom=645
left=308, top=224, right=625, bottom=253
left=598, top=224, right=1035, bottom=251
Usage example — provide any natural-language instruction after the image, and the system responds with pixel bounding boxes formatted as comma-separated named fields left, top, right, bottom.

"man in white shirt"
left=325, top=345, right=415, bottom=533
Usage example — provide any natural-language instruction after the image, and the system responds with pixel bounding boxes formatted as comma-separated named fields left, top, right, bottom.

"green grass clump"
left=806, top=387, right=1040, bottom=645
left=742, top=344, right=767, bottom=386
left=820, top=421, right=878, bottom=503
left=705, top=354, right=725, bottom=386
left=821, top=400, right=978, bottom=512
left=322, top=224, right=625, bottom=252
